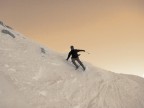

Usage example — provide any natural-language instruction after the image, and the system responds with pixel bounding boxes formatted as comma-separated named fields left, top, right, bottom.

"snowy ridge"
left=0, top=22, right=144, bottom=108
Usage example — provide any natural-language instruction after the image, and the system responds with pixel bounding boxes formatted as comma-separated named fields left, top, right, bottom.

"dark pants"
left=71, top=57, right=85, bottom=70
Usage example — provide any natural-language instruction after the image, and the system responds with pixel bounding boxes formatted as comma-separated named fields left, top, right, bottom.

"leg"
left=71, top=58, right=79, bottom=69
left=76, top=58, right=86, bottom=70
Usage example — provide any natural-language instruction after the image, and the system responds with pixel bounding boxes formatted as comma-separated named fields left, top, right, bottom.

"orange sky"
left=1, top=0, right=144, bottom=76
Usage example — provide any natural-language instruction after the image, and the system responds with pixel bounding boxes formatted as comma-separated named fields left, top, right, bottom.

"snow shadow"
left=0, top=21, right=13, bottom=29
left=0, top=21, right=5, bottom=27
left=40, top=47, right=46, bottom=54
left=1, top=29, right=15, bottom=38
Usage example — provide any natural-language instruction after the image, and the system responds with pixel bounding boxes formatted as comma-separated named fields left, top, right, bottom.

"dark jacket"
left=66, top=49, right=85, bottom=60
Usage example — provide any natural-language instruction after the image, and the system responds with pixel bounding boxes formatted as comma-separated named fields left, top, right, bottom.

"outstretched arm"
left=77, top=49, right=85, bottom=52
left=66, top=51, right=71, bottom=60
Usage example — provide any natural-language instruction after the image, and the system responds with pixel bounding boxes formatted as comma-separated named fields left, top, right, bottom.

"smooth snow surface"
left=0, top=22, right=144, bottom=108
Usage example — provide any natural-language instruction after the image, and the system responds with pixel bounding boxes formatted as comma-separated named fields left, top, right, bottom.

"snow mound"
left=0, top=22, right=144, bottom=108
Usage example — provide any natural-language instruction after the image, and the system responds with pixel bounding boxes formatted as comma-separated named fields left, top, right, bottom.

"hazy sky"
left=1, top=0, right=144, bottom=76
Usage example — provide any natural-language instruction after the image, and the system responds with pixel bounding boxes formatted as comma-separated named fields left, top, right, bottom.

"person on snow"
left=66, top=46, right=86, bottom=71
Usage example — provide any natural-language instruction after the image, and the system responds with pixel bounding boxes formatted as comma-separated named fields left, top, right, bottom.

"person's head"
left=70, top=45, right=74, bottom=50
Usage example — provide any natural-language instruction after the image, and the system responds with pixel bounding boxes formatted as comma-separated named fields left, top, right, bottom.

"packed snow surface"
left=0, top=22, right=144, bottom=108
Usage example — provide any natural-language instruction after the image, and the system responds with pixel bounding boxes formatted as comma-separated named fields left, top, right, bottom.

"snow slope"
left=0, top=21, right=144, bottom=108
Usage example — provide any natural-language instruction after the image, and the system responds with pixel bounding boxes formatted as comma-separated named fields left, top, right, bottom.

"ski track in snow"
left=0, top=22, right=144, bottom=108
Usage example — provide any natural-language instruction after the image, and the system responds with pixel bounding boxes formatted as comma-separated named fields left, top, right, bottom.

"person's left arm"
left=76, top=49, right=85, bottom=52
left=66, top=51, right=72, bottom=60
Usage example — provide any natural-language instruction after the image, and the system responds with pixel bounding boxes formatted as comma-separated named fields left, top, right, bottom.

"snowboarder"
left=66, top=46, right=86, bottom=71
